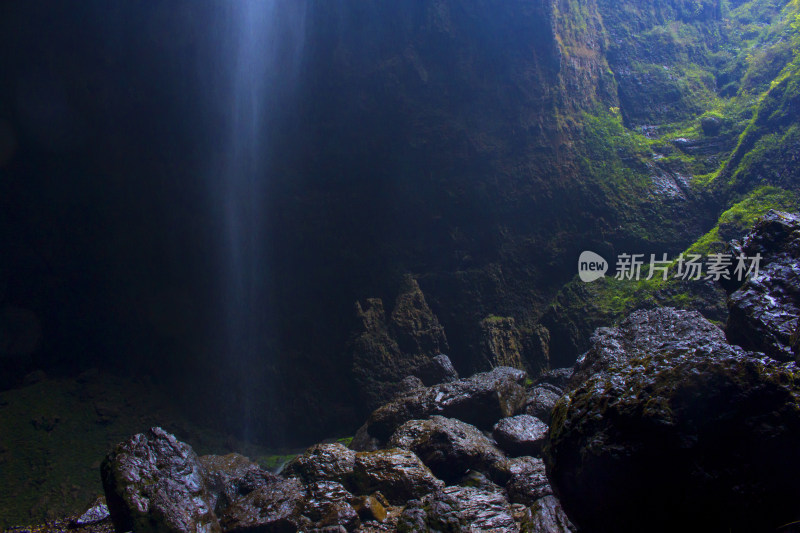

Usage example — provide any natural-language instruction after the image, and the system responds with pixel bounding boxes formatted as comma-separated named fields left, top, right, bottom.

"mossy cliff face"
left=1, top=0, right=798, bottom=445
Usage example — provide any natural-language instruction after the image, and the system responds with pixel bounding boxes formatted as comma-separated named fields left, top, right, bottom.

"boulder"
left=492, top=415, right=548, bottom=457
left=527, top=496, right=576, bottom=533
left=493, top=456, right=552, bottom=505
left=216, top=476, right=308, bottom=532
left=546, top=308, right=800, bottom=532
left=359, top=366, right=527, bottom=444
left=101, top=427, right=221, bottom=533
left=571, top=307, right=727, bottom=384
left=280, top=443, right=356, bottom=485
left=725, top=211, right=800, bottom=361
left=414, top=354, right=459, bottom=386
left=388, top=416, right=506, bottom=482
left=522, top=386, right=560, bottom=423
left=350, top=448, right=443, bottom=505
left=69, top=496, right=110, bottom=528
left=397, top=485, right=518, bottom=532
left=200, top=453, right=272, bottom=514
left=533, top=367, right=572, bottom=393
left=303, top=480, right=360, bottom=532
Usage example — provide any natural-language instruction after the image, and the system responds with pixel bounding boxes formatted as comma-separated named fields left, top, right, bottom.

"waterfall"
left=212, top=0, right=307, bottom=441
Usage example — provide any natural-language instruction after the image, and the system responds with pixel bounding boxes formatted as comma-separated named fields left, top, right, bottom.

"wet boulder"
left=216, top=476, right=308, bottom=532
left=397, top=485, right=518, bottom=532
left=725, top=211, right=800, bottom=361
left=302, top=480, right=360, bottom=532
left=570, top=306, right=727, bottom=384
left=387, top=416, right=505, bottom=482
left=522, top=386, right=560, bottom=423
left=200, top=453, right=273, bottom=514
left=280, top=443, right=356, bottom=485
left=527, top=496, right=576, bottom=533
left=492, top=415, right=548, bottom=457
left=496, top=456, right=552, bottom=505
left=546, top=308, right=800, bottom=532
left=350, top=448, right=443, bottom=505
left=414, top=353, right=459, bottom=386
left=101, top=427, right=221, bottom=533
left=358, top=366, right=527, bottom=445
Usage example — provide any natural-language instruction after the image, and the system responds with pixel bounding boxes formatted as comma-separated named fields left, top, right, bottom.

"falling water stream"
left=213, top=1, right=306, bottom=441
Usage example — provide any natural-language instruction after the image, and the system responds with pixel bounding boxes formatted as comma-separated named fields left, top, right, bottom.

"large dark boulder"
left=571, top=306, right=727, bottom=384
left=726, top=211, right=800, bottom=361
left=388, top=416, right=505, bottom=482
left=100, top=427, right=221, bottom=533
left=546, top=308, right=800, bottom=532
left=355, top=366, right=527, bottom=445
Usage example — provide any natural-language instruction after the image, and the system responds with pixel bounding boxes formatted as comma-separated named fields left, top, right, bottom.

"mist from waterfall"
left=211, top=0, right=307, bottom=441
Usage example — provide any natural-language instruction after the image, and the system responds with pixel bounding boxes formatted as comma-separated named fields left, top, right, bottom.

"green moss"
left=688, top=186, right=799, bottom=255
left=256, top=453, right=298, bottom=472
left=336, top=436, right=354, bottom=447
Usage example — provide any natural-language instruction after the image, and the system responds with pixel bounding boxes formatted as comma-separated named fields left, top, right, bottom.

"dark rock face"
left=100, top=427, right=221, bottom=533
left=388, top=416, right=505, bottom=482
left=546, top=308, right=800, bottom=532
left=357, top=366, right=527, bottom=444
left=479, top=316, right=526, bottom=369
left=492, top=415, right=548, bottom=457
left=726, top=211, right=800, bottom=361
left=351, top=278, right=450, bottom=413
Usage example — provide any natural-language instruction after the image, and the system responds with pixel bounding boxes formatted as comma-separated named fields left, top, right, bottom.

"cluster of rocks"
left=75, top=211, right=800, bottom=533
left=545, top=211, right=800, bottom=532
left=97, top=362, right=574, bottom=533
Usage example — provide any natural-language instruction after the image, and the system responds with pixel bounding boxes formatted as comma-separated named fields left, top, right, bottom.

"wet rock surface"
left=100, top=427, right=221, bottom=533
left=280, top=443, right=356, bottom=485
left=95, top=357, right=576, bottom=532
left=526, top=496, right=576, bottom=533
left=356, top=366, right=527, bottom=444
left=522, top=387, right=560, bottom=424
left=546, top=307, right=800, bottom=533
left=726, top=211, right=800, bottom=361
left=388, top=416, right=505, bottom=482
left=350, top=448, right=443, bottom=505
left=492, top=415, right=548, bottom=458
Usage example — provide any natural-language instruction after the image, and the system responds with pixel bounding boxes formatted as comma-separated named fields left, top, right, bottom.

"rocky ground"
left=4, top=211, right=799, bottom=532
